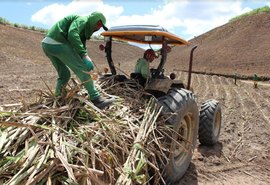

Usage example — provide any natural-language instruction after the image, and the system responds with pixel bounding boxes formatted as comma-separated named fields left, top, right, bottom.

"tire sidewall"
left=163, top=91, right=199, bottom=182
left=199, top=100, right=222, bottom=145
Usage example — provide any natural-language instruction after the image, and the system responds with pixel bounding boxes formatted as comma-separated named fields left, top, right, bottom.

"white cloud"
left=146, top=0, right=251, bottom=37
left=31, top=0, right=253, bottom=39
left=31, top=0, right=123, bottom=26
left=106, top=0, right=251, bottom=39
left=174, top=1, right=252, bottom=38
left=110, top=1, right=187, bottom=30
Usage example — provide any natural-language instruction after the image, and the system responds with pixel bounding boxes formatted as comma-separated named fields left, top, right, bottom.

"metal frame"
left=101, top=25, right=197, bottom=88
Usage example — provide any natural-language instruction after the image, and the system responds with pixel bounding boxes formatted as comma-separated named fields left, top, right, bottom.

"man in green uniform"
left=42, top=11, right=114, bottom=109
left=133, top=49, right=156, bottom=85
left=253, top=73, right=258, bottom=88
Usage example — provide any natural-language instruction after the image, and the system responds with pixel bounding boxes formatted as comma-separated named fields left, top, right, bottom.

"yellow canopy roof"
left=101, top=25, right=189, bottom=46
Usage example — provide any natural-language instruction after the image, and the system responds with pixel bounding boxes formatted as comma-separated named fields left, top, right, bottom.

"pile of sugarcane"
left=0, top=76, right=173, bottom=185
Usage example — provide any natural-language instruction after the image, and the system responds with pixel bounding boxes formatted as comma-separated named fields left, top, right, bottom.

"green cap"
left=90, top=11, right=108, bottom=31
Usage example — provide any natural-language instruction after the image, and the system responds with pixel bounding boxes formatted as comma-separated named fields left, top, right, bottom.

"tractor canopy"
left=101, top=25, right=189, bottom=46
left=99, top=25, right=196, bottom=91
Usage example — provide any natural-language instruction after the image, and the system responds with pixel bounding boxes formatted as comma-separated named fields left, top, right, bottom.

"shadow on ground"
left=179, top=162, right=198, bottom=185
left=198, top=142, right=223, bottom=157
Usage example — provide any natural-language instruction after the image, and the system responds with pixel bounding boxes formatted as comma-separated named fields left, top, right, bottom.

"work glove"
left=82, top=55, right=94, bottom=71
left=82, top=55, right=100, bottom=80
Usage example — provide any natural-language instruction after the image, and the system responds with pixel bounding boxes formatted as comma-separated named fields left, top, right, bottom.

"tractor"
left=99, top=25, right=222, bottom=184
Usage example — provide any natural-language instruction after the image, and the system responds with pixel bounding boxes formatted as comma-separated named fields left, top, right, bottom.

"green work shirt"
left=134, top=58, right=151, bottom=79
left=46, top=13, right=106, bottom=57
left=253, top=74, right=258, bottom=81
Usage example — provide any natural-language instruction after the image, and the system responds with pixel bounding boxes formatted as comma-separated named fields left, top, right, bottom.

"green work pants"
left=41, top=42, right=99, bottom=100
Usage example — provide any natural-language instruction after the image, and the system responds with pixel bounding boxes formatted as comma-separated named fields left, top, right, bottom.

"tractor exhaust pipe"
left=187, top=45, right=198, bottom=90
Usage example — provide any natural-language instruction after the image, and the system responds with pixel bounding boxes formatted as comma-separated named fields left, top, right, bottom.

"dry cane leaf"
left=83, top=71, right=99, bottom=81
left=55, top=150, right=77, bottom=183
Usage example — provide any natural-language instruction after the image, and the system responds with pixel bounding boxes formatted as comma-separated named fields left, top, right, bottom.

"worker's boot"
left=92, top=96, right=115, bottom=109
left=55, top=86, right=67, bottom=98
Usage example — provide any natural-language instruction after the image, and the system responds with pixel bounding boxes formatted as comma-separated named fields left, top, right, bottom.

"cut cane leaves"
left=83, top=71, right=99, bottom=81
left=0, top=131, right=7, bottom=152
left=56, top=150, right=77, bottom=184
left=0, top=78, right=176, bottom=184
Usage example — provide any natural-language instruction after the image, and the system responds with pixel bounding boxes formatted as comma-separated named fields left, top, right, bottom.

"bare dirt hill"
left=167, top=12, right=270, bottom=78
left=0, top=12, right=270, bottom=185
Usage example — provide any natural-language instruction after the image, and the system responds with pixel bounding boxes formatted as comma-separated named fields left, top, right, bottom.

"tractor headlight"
left=104, top=36, right=111, bottom=42
left=145, top=35, right=153, bottom=41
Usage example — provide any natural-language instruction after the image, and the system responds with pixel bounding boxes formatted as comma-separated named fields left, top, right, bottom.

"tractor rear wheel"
left=158, top=88, right=199, bottom=184
left=199, top=99, right=221, bottom=145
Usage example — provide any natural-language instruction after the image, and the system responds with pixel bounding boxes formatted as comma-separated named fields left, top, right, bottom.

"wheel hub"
left=173, top=112, right=194, bottom=166
left=214, top=111, right=221, bottom=136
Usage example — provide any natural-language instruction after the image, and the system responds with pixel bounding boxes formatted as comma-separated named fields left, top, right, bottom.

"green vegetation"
left=230, top=6, right=270, bottom=22
left=0, top=16, right=107, bottom=40
left=0, top=16, right=47, bottom=33
left=0, top=17, right=11, bottom=25
left=0, top=16, right=125, bottom=42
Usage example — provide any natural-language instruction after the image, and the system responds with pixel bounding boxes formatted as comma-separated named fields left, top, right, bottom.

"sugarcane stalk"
left=11, top=128, right=33, bottom=155
left=1, top=78, right=172, bottom=184
left=77, top=157, right=107, bottom=185
left=8, top=163, right=36, bottom=185
left=25, top=145, right=50, bottom=185
left=116, top=98, right=162, bottom=185
left=7, top=144, right=40, bottom=184
left=27, top=158, right=57, bottom=185
left=1, top=127, right=25, bottom=154
left=0, top=131, right=7, bottom=152
left=55, top=150, right=77, bottom=184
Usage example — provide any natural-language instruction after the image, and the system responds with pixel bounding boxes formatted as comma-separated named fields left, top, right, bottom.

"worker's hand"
left=82, top=55, right=94, bottom=71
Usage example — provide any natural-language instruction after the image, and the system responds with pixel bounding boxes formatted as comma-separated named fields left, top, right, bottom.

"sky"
left=0, top=0, right=269, bottom=40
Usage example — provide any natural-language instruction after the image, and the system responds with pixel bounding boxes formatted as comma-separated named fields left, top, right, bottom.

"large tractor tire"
left=158, top=88, right=199, bottom=184
left=199, top=99, right=221, bottom=146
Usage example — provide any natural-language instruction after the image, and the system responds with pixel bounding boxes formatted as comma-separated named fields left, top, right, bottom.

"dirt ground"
left=178, top=72, right=270, bottom=185
left=0, top=21, right=270, bottom=184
